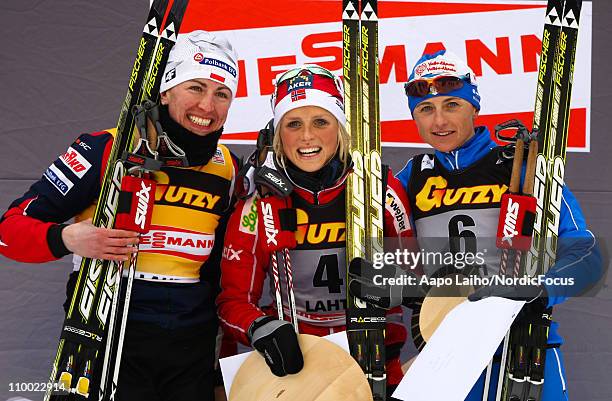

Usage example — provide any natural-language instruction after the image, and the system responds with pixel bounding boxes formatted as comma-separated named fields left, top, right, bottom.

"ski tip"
left=143, top=17, right=160, bottom=36
left=361, top=2, right=379, bottom=22
left=563, top=8, right=580, bottom=29
left=342, top=1, right=359, bottom=21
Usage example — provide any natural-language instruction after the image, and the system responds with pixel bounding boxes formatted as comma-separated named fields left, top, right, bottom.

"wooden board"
left=229, top=334, right=373, bottom=401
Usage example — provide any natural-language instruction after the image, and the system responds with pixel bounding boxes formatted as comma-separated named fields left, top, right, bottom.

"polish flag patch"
left=210, top=72, right=226, bottom=83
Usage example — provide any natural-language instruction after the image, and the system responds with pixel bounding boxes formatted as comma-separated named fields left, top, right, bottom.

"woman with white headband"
left=0, top=30, right=240, bottom=400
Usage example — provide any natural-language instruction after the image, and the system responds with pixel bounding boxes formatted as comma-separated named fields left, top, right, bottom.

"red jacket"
left=217, top=167, right=413, bottom=385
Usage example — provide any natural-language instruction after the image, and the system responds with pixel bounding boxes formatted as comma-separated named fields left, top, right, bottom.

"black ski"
left=344, top=1, right=387, bottom=400
left=496, top=1, right=583, bottom=400
left=45, top=1, right=188, bottom=399
left=98, top=2, right=189, bottom=400
left=361, top=1, right=387, bottom=399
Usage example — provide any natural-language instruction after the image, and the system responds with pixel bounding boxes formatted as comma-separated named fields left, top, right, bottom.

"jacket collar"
left=434, top=126, right=496, bottom=171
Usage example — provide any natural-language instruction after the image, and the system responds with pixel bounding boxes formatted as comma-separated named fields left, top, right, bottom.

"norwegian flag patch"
left=291, top=89, right=306, bottom=102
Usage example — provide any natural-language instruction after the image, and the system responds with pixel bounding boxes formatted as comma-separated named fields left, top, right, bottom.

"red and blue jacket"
left=0, top=129, right=238, bottom=328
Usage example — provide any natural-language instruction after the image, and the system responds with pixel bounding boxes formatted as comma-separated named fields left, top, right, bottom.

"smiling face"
left=160, top=78, right=232, bottom=136
left=412, top=96, right=479, bottom=152
left=278, top=106, right=340, bottom=173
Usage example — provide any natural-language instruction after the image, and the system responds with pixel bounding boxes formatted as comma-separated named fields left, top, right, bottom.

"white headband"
left=160, top=30, right=239, bottom=96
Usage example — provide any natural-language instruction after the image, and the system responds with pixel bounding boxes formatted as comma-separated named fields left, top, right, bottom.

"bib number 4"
left=313, top=254, right=343, bottom=294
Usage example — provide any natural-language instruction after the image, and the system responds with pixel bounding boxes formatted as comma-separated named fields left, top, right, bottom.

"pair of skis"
left=45, top=1, right=188, bottom=400
left=343, top=1, right=387, bottom=400
left=490, top=1, right=583, bottom=400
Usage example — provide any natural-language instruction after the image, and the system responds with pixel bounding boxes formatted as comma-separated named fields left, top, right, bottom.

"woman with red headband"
left=217, top=64, right=414, bottom=398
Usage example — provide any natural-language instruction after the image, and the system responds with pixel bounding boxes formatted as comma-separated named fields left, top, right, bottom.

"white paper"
left=219, top=349, right=250, bottom=399
left=220, top=331, right=350, bottom=399
left=393, top=297, right=525, bottom=401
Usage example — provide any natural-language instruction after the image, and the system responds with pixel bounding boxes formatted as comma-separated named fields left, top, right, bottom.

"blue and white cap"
left=161, top=30, right=239, bottom=96
left=407, top=50, right=480, bottom=115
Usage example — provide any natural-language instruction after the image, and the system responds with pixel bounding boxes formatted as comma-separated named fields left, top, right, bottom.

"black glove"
left=348, top=257, right=426, bottom=309
left=248, top=316, right=303, bottom=377
left=468, top=283, right=546, bottom=303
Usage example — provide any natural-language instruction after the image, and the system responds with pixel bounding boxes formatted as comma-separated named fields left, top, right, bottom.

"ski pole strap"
left=145, top=101, right=189, bottom=168
left=235, top=161, right=256, bottom=199
left=115, top=176, right=156, bottom=233
left=496, top=193, right=536, bottom=251
left=158, top=136, right=189, bottom=167
left=255, top=163, right=294, bottom=197
left=122, top=102, right=164, bottom=171
left=254, top=122, right=293, bottom=197
left=129, top=101, right=193, bottom=169
left=235, top=149, right=294, bottom=199
left=494, top=119, right=534, bottom=143
left=236, top=120, right=294, bottom=198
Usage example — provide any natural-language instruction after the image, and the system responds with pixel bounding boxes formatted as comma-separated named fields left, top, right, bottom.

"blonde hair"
left=273, top=120, right=351, bottom=173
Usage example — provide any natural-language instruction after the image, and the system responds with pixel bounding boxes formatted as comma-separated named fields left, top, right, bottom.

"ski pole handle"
left=523, top=140, right=538, bottom=196
left=509, top=138, right=525, bottom=193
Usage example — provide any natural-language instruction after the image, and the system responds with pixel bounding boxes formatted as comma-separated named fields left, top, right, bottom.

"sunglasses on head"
left=404, top=74, right=471, bottom=98
left=271, top=65, right=342, bottom=108
left=275, top=65, right=336, bottom=85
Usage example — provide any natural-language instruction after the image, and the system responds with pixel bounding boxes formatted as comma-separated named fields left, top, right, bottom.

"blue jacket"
left=397, top=127, right=602, bottom=344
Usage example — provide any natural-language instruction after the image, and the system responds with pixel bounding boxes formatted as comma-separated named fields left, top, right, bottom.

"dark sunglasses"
left=404, top=74, right=470, bottom=97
